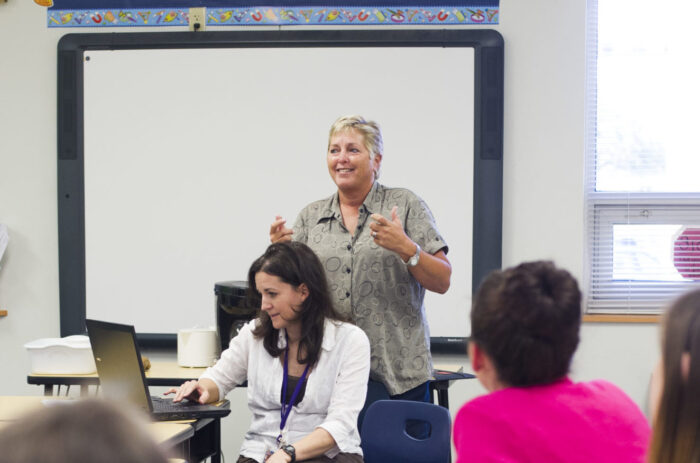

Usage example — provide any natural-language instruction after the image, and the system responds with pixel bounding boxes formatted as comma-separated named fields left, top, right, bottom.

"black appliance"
left=215, top=281, right=256, bottom=353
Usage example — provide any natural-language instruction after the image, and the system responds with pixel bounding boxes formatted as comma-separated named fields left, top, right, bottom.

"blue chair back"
left=360, top=399, right=451, bottom=463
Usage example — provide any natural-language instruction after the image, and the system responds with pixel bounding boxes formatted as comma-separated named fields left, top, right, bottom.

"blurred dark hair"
left=0, top=399, right=169, bottom=463
left=648, top=289, right=700, bottom=463
left=470, top=260, right=582, bottom=387
left=249, top=241, right=347, bottom=368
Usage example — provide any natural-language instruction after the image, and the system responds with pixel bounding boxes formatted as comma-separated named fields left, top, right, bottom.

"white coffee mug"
left=177, top=327, right=220, bottom=367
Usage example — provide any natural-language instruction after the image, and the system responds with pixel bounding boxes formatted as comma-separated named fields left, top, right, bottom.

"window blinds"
left=584, top=0, right=700, bottom=314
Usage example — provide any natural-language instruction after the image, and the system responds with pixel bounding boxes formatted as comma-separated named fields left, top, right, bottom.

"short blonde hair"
left=328, top=115, right=384, bottom=178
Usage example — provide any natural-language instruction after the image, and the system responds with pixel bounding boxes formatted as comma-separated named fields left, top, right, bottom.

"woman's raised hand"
left=369, top=206, right=413, bottom=258
left=270, top=215, right=294, bottom=243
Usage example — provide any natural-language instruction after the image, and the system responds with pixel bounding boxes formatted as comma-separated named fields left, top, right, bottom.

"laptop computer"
left=85, top=319, right=231, bottom=421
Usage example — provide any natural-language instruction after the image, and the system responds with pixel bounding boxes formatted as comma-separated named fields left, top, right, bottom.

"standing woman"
left=168, top=242, right=370, bottom=463
left=648, top=288, right=700, bottom=463
left=270, top=115, right=451, bottom=405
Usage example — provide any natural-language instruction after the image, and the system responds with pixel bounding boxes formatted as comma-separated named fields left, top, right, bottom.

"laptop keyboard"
left=151, top=396, right=195, bottom=411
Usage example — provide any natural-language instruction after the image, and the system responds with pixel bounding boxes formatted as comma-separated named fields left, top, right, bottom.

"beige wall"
left=0, top=0, right=658, bottom=459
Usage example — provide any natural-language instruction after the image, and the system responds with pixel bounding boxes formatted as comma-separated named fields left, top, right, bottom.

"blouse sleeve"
left=316, top=327, right=370, bottom=452
left=403, top=193, right=448, bottom=256
left=199, top=320, right=254, bottom=400
left=292, top=209, right=308, bottom=244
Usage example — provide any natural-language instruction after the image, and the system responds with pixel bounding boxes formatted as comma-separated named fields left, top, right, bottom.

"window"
left=585, top=0, right=700, bottom=314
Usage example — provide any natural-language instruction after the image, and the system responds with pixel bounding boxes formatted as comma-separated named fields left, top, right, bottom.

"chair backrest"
left=360, top=399, right=452, bottom=463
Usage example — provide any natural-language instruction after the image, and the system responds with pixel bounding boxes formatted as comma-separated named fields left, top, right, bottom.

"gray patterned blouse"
left=293, top=182, right=448, bottom=395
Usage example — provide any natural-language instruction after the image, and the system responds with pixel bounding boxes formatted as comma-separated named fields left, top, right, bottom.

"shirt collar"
left=317, top=181, right=384, bottom=223
left=276, top=320, right=339, bottom=352
left=277, top=329, right=288, bottom=349
left=361, top=181, right=383, bottom=215
left=321, top=320, right=340, bottom=352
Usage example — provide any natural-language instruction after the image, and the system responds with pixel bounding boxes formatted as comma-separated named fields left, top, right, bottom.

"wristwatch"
left=281, top=444, right=296, bottom=462
left=406, top=243, right=421, bottom=267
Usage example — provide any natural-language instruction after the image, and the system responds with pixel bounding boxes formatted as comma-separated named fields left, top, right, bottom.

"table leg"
left=186, top=417, right=221, bottom=463
left=438, top=388, right=449, bottom=409
left=430, top=381, right=450, bottom=409
left=43, top=385, right=53, bottom=396
left=211, top=417, right=222, bottom=463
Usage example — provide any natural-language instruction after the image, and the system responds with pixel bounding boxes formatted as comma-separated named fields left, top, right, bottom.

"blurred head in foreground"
left=0, top=399, right=170, bottom=463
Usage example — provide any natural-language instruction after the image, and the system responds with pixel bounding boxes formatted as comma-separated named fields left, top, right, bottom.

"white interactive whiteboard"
left=57, top=30, right=504, bottom=349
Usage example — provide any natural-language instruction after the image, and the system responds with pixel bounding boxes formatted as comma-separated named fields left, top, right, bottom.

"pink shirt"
left=453, top=378, right=650, bottom=463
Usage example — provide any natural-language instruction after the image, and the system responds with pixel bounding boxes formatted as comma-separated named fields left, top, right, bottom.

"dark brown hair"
left=0, top=399, right=170, bottom=463
left=470, top=260, right=582, bottom=386
left=648, top=289, right=700, bottom=463
left=249, top=241, right=347, bottom=368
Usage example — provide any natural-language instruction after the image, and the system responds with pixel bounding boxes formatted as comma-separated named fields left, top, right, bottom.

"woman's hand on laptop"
left=164, top=378, right=219, bottom=404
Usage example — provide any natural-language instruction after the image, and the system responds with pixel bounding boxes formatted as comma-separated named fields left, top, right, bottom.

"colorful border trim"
left=47, top=6, right=498, bottom=26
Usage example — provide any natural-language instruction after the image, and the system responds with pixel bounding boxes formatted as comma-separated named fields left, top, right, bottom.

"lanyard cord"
left=280, top=338, right=310, bottom=436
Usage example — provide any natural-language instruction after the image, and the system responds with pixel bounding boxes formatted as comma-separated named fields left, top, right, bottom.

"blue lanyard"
left=278, top=341, right=310, bottom=442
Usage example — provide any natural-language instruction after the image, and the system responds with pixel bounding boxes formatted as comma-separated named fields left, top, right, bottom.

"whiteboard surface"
left=83, top=47, right=474, bottom=337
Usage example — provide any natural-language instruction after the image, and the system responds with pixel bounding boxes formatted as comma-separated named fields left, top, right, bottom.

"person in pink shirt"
left=453, top=261, right=650, bottom=463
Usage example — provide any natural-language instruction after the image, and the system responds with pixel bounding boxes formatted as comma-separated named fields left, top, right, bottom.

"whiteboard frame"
left=57, top=29, right=504, bottom=351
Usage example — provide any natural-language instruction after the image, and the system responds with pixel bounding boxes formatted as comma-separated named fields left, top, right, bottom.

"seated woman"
left=647, top=288, right=700, bottom=463
left=168, top=242, right=370, bottom=463
left=453, top=261, right=650, bottom=463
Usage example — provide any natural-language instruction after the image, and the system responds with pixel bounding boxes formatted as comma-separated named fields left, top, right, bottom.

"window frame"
left=584, top=0, right=700, bottom=316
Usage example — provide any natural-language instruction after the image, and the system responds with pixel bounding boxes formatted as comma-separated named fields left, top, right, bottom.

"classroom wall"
left=0, top=0, right=658, bottom=458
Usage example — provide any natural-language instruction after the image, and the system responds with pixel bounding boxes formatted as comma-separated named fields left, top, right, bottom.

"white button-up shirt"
left=201, top=318, right=370, bottom=461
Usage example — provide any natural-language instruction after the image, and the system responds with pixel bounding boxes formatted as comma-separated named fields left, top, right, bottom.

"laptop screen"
left=86, top=319, right=153, bottom=413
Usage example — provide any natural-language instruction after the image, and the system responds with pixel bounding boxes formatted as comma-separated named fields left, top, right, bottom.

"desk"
left=430, top=366, right=475, bottom=409
left=29, top=361, right=473, bottom=410
left=28, top=364, right=228, bottom=462
left=29, top=361, right=473, bottom=409
left=27, top=362, right=209, bottom=396
left=1, top=396, right=225, bottom=462
left=0, top=396, right=193, bottom=452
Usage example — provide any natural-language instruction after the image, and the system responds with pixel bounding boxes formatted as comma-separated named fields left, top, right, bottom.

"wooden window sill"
left=583, top=314, right=660, bottom=323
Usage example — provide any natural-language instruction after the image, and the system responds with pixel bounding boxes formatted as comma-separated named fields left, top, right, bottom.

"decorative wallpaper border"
left=47, top=6, right=498, bottom=27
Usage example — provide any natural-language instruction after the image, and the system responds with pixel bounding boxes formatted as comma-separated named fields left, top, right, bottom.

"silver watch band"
left=406, top=243, right=421, bottom=267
